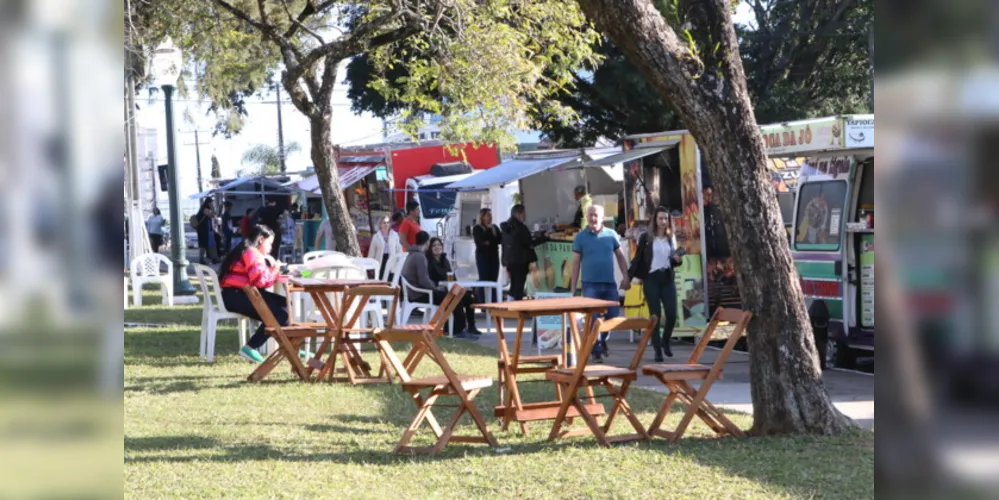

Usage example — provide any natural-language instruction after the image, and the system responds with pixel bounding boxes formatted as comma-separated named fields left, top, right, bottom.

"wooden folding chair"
left=374, top=312, right=499, bottom=454
left=243, top=286, right=318, bottom=383
left=546, top=316, right=658, bottom=445
left=642, top=307, right=751, bottom=442
left=318, top=284, right=399, bottom=384
left=384, top=285, right=466, bottom=380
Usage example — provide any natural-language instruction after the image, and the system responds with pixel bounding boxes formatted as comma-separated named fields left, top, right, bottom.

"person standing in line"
left=472, top=207, right=502, bottom=303
left=217, top=224, right=289, bottom=363
left=628, top=206, right=683, bottom=361
left=194, top=203, right=220, bottom=264
left=397, top=201, right=422, bottom=251
left=400, top=231, right=476, bottom=340
left=239, top=208, right=255, bottom=239
left=569, top=204, right=631, bottom=363
left=313, top=217, right=337, bottom=252
left=390, top=211, right=405, bottom=232
left=146, top=207, right=165, bottom=253
left=500, top=204, right=538, bottom=301
left=254, top=198, right=283, bottom=260
left=367, top=215, right=401, bottom=280
left=571, top=185, right=593, bottom=229
left=220, top=201, right=234, bottom=253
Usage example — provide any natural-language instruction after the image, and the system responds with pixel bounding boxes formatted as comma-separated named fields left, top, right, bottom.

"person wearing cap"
left=571, top=185, right=592, bottom=228
left=398, top=200, right=422, bottom=250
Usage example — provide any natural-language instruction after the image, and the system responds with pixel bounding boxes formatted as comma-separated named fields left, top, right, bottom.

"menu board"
left=860, top=234, right=874, bottom=327
left=533, top=292, right=570, bottom=351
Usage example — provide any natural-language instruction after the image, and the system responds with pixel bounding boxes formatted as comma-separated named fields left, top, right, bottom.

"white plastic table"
left=447, top=280, right=503, bottom=336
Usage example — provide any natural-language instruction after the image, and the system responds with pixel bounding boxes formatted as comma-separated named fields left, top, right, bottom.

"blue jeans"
left=581, top=282, right=621, bottom=355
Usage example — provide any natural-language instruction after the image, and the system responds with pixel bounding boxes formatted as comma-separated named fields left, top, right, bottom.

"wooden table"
left=286, top=277, right=390, bottom=383
left=476, top=297, right=620, bottom=433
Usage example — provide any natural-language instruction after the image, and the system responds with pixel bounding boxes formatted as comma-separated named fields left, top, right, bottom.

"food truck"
left=444, top=148, right=625, bottom=289
left=768, top=115, right=875, bottom=368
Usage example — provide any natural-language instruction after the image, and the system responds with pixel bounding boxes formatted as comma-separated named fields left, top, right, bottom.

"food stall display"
left=445, top=148, right=625, bottom=293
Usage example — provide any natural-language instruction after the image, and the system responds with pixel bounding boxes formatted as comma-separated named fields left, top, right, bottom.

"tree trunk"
left=576, top=0, right=852, bottom=435
left=309, top=115, right=361, bottom=256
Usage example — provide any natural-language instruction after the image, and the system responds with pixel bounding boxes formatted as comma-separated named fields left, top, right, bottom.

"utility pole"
left=275, top=83, right=287, bottom=173
left=183, top=129, right=211, bottom=193
left=868, top=25, right=874, bottom=113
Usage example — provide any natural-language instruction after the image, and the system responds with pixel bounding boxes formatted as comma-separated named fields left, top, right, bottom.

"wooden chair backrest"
left=418, top=329, right=473, bottom=397
left=243, top=286, right=282, bottom=331
left=427, top=285, right=466, bottom=337
left=599, top=316, right=658, bottom=371
left=341, top=285, right=399, bottom=329
left=687, top=307, right=752, bottom=366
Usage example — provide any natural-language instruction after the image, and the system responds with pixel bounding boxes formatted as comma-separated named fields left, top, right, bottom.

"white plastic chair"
left=399, top=276, right=438, bottom=327
left=350, top=257, right=382, bottom=282
left=129, top=252, right=173, bottom=306
left=191, top=264, right=252, bottom=362
left=303, top=250, right=342, bottom=263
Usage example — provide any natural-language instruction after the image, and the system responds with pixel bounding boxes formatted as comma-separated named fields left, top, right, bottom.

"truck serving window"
left=793, top=180, right=848, bottom=251
left=419, top=183, right=458, bottom=219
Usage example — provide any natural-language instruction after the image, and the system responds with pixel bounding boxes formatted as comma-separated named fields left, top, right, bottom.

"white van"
left=404, top=172, right=484, bottom=237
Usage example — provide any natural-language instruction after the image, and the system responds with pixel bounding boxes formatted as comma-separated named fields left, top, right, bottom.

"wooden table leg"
left=510, top=316, right=529, bottom=435
left=494, top=315, right=517, bottom=431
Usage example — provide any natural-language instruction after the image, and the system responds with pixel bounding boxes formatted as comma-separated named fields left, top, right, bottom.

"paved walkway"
left=471, top=316, right=874, bottom=430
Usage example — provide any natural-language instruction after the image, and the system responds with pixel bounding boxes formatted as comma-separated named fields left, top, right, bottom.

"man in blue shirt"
left=569, top=204, right=631, bottom=362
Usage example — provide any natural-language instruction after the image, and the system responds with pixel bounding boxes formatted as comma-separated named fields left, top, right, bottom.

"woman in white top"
left=627, top=206, right=683, bottom=361
left=367, top=216, right=402, bottom=280
left=146, top=207, right=166, bottom=252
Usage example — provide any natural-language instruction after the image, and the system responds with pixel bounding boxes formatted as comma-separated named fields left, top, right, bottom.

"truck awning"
left=292, top=164, right=381, bottom=194
left=577, top=140, right=679, bottom=167
left=445, top=154, right=582, bottom=190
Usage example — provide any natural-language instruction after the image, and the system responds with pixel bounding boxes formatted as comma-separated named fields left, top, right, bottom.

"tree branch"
left=214, top=0, right=303, bottom=60
left=280, top=0, right=325, bottom=45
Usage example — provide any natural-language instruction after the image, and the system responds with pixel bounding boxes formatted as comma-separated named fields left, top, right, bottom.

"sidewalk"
left=473, top=316, right=874, bottom=430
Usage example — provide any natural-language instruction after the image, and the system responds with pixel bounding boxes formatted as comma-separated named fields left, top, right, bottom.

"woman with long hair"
left=425, top=236, right=480, bottom=336
left=367, top=215, right=402, bottom=280
left=472, top=207, right=501, bottom=302
left=217, top=224, right=289, bottom=363
left=628, top=206, right=683, bottom=361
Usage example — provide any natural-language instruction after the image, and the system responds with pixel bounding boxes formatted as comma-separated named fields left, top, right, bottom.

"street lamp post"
left=153, top=39, right=196, bottom=296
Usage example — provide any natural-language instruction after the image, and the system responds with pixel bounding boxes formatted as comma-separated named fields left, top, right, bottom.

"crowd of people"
left=152, top=192, right=682, bottom=365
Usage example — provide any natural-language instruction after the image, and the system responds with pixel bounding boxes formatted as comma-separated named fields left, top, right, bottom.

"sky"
left=135, top=4, right=756, bottom=201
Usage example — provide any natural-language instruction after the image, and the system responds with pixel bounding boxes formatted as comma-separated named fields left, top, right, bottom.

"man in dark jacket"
left=253, top=198, right=283, bottom=260
left=500, top=204, right=537, bottom=301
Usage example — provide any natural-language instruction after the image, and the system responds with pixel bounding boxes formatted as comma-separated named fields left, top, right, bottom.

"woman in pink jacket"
left=218, top=224, right=287, bottom=363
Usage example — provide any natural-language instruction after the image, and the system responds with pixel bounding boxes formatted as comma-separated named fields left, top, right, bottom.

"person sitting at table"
left=400, top=231, right=478, bottom=340
left=217, top=224, right=289, bottom=363
left=426, top=236, right=481, bottom=336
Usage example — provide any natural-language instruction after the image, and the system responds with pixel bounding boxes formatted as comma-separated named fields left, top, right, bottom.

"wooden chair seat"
left=641, top=363, right=712, bottom=375
left=547, top=316, right=658, bottom=446
left=402, top=375, right=493, bottom=391
left=643, top=307, right=751, bottom=443
left=547, top=365, right=635, bottom=382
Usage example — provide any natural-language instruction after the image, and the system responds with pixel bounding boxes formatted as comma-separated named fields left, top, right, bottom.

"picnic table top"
left=475, top=297, right=618, bottom=315
left=287, top=277, right=389, bottom=291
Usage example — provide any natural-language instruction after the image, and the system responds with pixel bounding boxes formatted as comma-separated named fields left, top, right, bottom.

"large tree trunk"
left=576, top=0, right=852, bottom=435
left=309, top=115, right=361, bottom=256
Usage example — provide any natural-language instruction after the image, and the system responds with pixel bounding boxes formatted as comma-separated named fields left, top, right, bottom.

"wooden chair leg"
left=462, top=389, right=499, bottom=447
left=547, top=381, right=576, bottom=441
left=574, top=396, right=609, bottom=446
left=601, top=381, right=648, bottom=440
left=396, top=389, right=443, bottom=453
left=648, top=378, right=682, bottom=438
left=247, top=349, right=287, bottom=382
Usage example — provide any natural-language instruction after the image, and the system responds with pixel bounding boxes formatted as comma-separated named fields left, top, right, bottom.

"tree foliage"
left=240, top=142, right=302, bottom=175
left=344, top=0, right=871, bottom=147
left=137, top=0, right=599, bottom=254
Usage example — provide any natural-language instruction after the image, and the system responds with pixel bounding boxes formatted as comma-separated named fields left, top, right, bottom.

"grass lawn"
left=125, top=290, right=873, bottom=499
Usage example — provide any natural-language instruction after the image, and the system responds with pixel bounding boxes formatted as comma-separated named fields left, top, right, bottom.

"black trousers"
left=149, top=233, right=163, bottom=252
left=507, top=263, right=529, bottom=301
left=476, top=252, right=500, bottom=301
left=643, top=269, right=678, bottom=354
left=221, top=287, right=289, bottom=349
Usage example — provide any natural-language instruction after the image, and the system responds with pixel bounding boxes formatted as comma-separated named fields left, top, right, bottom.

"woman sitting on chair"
left=426, top=237, right=481, bottom=337
left=217, top=224, right=289, bottom=363
left=400, top=232, right=479, bottom=339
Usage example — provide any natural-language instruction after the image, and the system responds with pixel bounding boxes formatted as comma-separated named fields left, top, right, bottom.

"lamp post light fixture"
left=152, top=38, right=196, bottom=296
